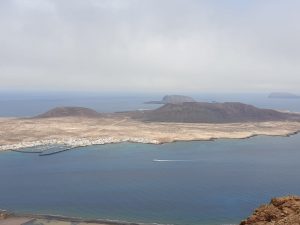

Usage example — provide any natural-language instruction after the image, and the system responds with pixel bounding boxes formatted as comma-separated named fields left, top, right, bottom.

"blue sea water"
left=1, top=134, right=300, bottom=225
left=0, top=92, right=160, bottom=117
left=1, top=92, right=300, bottom=224
left=0, top=92, right=299, bottom=117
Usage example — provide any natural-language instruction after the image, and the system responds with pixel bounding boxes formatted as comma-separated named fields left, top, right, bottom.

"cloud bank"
left=1, top=0, right=299, bottom=92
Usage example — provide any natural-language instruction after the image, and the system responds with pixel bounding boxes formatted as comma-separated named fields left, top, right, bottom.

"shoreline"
left=0, top=210, right=168, bottom=225
left=1, top=117, right=300, bottom=152
left=0, top=137, right=160, bottom=152
left=0, top=129, right=300, bottom=153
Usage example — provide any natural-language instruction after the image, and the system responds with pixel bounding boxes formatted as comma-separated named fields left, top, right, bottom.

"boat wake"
left=152, top=159, right=198, bottom=162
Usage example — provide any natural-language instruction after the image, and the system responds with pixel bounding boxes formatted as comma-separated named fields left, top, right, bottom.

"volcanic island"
left=1, top=95, right=300, bottom=152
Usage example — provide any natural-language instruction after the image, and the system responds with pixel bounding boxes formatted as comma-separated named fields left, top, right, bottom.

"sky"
left=0, top=0, right=299, bottom=93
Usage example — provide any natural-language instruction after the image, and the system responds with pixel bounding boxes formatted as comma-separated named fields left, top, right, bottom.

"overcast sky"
left=0, top=0, right=299, bottom=93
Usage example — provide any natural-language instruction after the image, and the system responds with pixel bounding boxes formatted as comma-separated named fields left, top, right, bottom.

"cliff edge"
left=240, top=196, right=300, bottom=225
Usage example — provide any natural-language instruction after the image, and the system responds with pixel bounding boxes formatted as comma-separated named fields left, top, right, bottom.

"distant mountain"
left=145, top=95, right=196, bottom=104
left=133, top=102, right=300, bottom=123
left=269, top=92, right=300, bottom=99
left=35, top=102, right=300, bottom=123
left=35, top=107, right=99, bottom=118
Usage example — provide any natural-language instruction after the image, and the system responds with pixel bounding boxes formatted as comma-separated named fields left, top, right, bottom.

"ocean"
left=0, top=92, right=300, bottom=225
left=0, top=134, right=300, bottom=225
left=0, top=92, right=299, bottom=117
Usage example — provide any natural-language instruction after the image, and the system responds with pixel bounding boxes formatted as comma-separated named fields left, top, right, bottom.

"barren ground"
left=1, top=116, right=300, bottom=151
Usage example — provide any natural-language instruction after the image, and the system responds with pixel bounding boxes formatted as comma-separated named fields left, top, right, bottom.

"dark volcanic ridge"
left=34, top=102, right=300, bottom=123
left=130, top=102, right=300, bottom=123
left=145, top=95, right=196, bottom=104
left=35, top=106, right=100, bottom=118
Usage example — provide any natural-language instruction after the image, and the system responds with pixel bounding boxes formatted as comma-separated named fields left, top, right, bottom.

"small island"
left=269, top=92, right=300, bottom=99
left=144, top=94, right=196, bottom=104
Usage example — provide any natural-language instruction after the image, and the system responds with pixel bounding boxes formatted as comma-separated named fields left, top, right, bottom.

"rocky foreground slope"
left=240, top=196, right=300, bottom=225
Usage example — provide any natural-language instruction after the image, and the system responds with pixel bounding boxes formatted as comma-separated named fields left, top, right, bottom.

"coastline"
left=1, top=117, right=300, bottom=152
left=0, top=210, right=166, bottom=225
left=1, top=130, right=300, bottom=152
left=0, top=137, right=160, bottom=152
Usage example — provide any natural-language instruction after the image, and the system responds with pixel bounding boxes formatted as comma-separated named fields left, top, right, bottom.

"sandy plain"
left=1, top=116, right=300, bottom=151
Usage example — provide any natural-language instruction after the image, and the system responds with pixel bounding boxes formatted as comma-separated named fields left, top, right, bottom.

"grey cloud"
left=0, top=0, right=299, bottom=92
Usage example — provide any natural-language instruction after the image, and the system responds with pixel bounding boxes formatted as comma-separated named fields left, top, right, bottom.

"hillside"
left=240, top=196, right=300, bottom=225
left=134, top=102, right=300, bottom=123
left=35, top=107, right=100, bottom=118
left=34, top=102, right=300, bottom=123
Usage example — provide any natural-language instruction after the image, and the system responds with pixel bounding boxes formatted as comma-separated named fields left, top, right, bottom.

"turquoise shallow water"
left=1, top=134, right=300, bottom=225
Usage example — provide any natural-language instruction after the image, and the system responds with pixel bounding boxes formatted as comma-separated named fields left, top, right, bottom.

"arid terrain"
left=1, top=116, right=300, bottom=151
left=240, top=196, right=300, bottom=225
left=1, top=101, right=300, bottom=151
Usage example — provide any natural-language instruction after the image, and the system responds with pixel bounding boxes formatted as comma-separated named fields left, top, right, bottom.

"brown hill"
left=35, top=107, right=100, bottom=118
left=134, top=102, right=300, bottom=123
left=35, top=102, right=300, bottom=123
left=240, top=196, right=300, bottom=225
